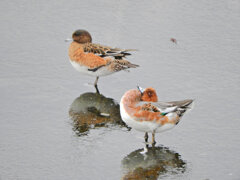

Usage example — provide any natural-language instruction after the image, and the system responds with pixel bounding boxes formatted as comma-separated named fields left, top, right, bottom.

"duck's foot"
left=95, top=84, right=100, bottom=94
left=152, top=141, right=156, bottom=147
left=145, top=141, right=156, bottom=147
left=84, top=82, right=100, bottom=94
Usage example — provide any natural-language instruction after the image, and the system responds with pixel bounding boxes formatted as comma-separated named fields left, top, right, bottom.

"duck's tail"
left=169, top=99, right=194, bottom=117
left=115, top=60, right=139, bottom=69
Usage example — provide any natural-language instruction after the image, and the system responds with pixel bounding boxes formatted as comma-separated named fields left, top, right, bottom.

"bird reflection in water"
left=69, top=92, right=127, bottom=136
left=121, top=146, right=186, bottom=180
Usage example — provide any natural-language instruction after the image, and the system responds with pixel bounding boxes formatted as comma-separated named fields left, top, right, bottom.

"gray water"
left=0, top=0, right=240, bottom=179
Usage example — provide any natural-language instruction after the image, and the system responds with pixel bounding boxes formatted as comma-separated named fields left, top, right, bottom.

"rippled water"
left=0, top=0, right=240, bottom=179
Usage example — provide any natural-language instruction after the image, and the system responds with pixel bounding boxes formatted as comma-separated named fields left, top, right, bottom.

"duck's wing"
left=82, top=43, right=137, bottom=59
left=137, top=101, right=173, bottom=112
left=87, top=59, right=139, bottom=72
left=154, top=99, right=194, bottom=116
left=138, top=99, right=193, bottom=116
left=139, top=102, right=161, bottom=112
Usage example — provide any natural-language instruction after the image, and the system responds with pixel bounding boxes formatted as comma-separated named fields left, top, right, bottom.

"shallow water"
left=0, top=0, right=240, bottom=179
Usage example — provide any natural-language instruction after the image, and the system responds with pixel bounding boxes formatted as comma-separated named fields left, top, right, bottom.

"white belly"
left=120, top=98, right=175, bottom=133
left=70, top=60, right=114, bottom=77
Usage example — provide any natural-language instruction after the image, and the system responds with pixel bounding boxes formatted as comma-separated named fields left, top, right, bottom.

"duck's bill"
left=65, top=38, right=72, bottom=42
left=137, top=86, right=145, bottom=94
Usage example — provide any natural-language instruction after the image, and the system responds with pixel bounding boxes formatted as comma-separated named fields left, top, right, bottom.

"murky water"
left=0, top=0, right=240, bottom=179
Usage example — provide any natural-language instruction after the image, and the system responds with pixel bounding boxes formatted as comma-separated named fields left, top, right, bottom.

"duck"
left=67, top=29, right=139, bottom=93
left=120, top=86, right=194, bottom=146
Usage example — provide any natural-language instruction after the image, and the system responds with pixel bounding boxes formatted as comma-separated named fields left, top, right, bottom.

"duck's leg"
left=94, top=76, right=100, bottom=94
left=152, top=131, right=156, bottom=147
left=144, top=132, right=148, bottom=143
left=94, top=76, right=99, bottom=86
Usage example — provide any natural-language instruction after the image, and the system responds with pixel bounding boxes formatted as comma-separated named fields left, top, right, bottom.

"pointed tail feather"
left=115, top=60, right=139, bottom=68
left=126, top=63, right=139, bottom=68
left=173, top=99, right=194, bottom=117
left=168, top=99, right=193, bottom=107
left=122, top=49, right=138, bottom=52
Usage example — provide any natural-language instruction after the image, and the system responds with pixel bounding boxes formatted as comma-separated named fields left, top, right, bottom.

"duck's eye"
left=147, top=91, right=152, bottom=97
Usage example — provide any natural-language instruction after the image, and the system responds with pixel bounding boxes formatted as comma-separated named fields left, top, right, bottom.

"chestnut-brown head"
left=72, top=29, right=92, bottom=44
left=137, top=86, right=158, bottom=102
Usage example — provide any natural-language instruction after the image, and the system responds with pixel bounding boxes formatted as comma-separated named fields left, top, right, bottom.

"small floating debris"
left=170, top=38, right=177, bottom=44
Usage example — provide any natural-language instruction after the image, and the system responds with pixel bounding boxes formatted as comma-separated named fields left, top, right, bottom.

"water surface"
left=0, top=0, right=240, bottom=179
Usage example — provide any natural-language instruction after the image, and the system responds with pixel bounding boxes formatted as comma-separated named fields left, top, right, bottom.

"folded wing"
left=82, top=43, right=137, bottom=59
left=138, top=99, right=194, bottom=117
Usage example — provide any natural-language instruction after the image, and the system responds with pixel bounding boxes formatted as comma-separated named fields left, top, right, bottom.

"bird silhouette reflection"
left=69, top=92, right=126, bottom=136
left=122, top=146, right=186, bottom=180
